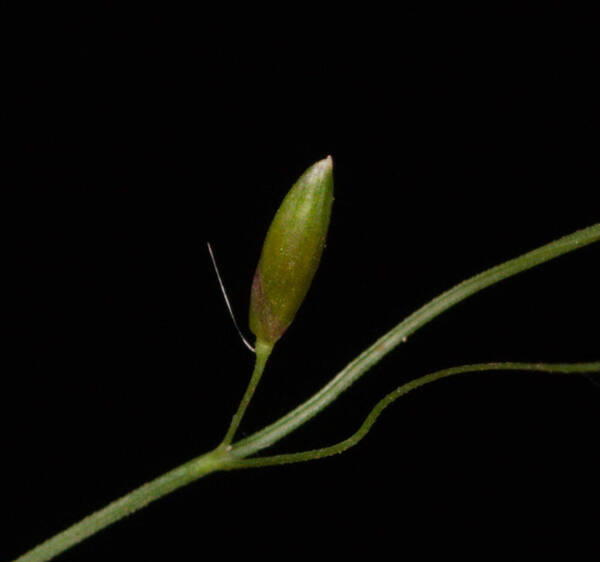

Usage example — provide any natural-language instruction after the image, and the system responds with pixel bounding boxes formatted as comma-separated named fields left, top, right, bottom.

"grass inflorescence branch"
left=14, top=222, right=600, bottom=562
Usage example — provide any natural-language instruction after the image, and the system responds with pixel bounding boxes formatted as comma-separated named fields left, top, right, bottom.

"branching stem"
left=231, top=224, right=600, bottom=458
left=13, top=223, right=600, bottom=562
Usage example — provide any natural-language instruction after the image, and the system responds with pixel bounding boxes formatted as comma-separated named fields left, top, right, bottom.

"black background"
left=5, top=4, right=599, bottom=561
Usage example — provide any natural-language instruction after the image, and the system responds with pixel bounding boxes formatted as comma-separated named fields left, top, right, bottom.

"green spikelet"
left=249, top=156, right=334, bottom=346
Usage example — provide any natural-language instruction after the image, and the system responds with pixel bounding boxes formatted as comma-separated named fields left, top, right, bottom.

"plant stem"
left=231, top=223, right=600, bottom=458
left=221, top=338, right=273, bottom=446
left=13, top=223, right=599, bottom=562
left=16, top=362, right=600, bottom=562
left=14, top=448, right=231, bottom=562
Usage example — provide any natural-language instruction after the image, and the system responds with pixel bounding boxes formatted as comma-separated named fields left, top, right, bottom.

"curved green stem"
left=231, top=361, right=600, bottom=468
left=231, top=223, right=600, bottom=458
